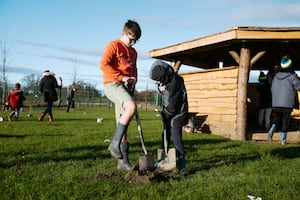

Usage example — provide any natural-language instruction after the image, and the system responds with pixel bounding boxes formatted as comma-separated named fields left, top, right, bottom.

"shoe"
left=280, top=132, right=287, bottom=145
left=267, top=124, right=276, bottom=142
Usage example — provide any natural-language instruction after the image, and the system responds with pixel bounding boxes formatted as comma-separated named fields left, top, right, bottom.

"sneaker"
left=267, top=134, right=273, bottom=142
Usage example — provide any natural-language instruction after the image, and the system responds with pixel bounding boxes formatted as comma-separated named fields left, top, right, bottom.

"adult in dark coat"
left=150, top=60, right=188, bottom=174
left=38, top=70, right=60, bottom=121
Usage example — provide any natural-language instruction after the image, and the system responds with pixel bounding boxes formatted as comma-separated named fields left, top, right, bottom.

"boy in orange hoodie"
left=100, top=19, right=142, bottom=170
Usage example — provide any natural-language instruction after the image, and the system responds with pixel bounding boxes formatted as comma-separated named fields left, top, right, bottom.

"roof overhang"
left=149, top=26, right=300, bottom=70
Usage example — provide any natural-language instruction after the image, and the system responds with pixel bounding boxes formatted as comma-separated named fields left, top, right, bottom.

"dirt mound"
left=124, top=165, right=176, bottom=183
left=92, top=165, right=179, bottom=184
left=92, top=172, right=113, bottom=182
left=124, top=165, right=155, bottom=183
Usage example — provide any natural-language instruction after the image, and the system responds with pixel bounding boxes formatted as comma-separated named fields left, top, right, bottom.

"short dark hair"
left=123, top=19, right=142, bottom=41
left=15, top=83, right=21, bottom=88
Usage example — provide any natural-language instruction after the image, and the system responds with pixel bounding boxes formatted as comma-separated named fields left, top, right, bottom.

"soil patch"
left=124, top=165, right=177, bottom=183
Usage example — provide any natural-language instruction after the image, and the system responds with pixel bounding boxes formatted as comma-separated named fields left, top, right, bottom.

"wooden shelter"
left=149, top=26, right=300, bottom=141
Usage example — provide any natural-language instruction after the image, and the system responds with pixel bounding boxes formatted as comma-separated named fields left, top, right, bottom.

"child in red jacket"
left=6, top=83, right=25, bottom=121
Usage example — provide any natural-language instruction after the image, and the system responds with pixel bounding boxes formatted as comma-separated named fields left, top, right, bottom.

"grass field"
left=1, top=106, right=300, bottom=200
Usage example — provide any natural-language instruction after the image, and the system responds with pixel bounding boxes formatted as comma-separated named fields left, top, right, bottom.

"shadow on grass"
left=56, top=117, right=116, bottom=122
left=271, top=146, right=300, bottom=159
left=182, top=138, right=259, bottom=175
left=129, top=136, right=231, bottom=153
left=0, top=144, right=111, bottom=169
left=0, top=133, right=26, bottom=138
left=34, top=145, right=112, bottom=163
left=188, top=153, right=260, bottom=175
left=0, top=132, right=75, bottom=138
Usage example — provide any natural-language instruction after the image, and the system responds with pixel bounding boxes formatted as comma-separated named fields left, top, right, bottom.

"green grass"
left=1, top=106, right=300, bottom=200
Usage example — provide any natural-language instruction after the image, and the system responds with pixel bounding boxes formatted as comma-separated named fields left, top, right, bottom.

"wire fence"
left=1, top=87, right=162, bottom=111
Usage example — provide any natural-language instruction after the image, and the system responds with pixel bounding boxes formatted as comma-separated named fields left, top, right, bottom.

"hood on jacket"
left=149, top=60, right=174, bottom=84
left=275, top=71, right=294, bottom=80
left=43, top=70, right=55, bottom=77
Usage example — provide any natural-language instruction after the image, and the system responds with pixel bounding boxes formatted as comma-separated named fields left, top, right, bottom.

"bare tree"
left=22, top=74, right=40, bottom=95
left=0, top=35, right=12, bottom=106
left=72, top=57, right=78, bottom=85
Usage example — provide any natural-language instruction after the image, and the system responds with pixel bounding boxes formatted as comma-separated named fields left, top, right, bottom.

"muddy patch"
left=124, top=165, right=177, bottom=183
left=93, top=165, right=180, bottom=184
left=92, top=172, right=114, bottom=182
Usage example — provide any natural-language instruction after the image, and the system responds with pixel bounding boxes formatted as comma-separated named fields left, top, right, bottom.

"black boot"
left=38, top=112, right=46, bottom=121
left=49, top=114, right=53, bottom=122
left=108, top=123, right=127, bottom=159
left=117, top=142, right=131, bottom=171
left=178, top=155, right=187, bottom=175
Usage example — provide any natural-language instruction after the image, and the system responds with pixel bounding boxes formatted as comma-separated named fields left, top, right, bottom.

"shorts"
left=104, top=82, right=133, bottom=122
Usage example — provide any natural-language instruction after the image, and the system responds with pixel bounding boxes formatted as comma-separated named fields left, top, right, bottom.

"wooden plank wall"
left=181, top=67, right=239, bottom=139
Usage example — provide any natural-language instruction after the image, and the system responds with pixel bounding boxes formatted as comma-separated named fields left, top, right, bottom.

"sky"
left=1, top=0, right=300, bottom=92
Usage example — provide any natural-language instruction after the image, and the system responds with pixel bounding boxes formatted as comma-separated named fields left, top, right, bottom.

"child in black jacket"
left=150, top=60, right=188, bottom=174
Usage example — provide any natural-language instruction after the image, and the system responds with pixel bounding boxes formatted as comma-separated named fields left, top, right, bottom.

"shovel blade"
left=139, top=154, right=154, bottom=171
left=156, top=148, right=177, bottom=172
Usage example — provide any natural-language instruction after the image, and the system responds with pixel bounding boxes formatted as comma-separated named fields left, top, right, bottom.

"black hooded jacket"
left=150, top=60, right=188, bottom=127
left=39, top=71, right=59, bottom=103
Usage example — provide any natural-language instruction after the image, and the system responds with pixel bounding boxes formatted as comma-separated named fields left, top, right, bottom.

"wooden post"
left=250, top=51, right=266, bottom=67
left=236, top=47, right=250, bottom=140
left=229, top=50, right=240, bottom=64
left=172, top=60, right=182, bottom=73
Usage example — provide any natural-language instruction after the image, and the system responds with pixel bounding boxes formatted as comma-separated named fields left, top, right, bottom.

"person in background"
left=100, top=19, right=142, bottom=171
left=267, top=55, right=300, bottom=144
left=5, top=83, right=25, bottom=121
left=66, top=87, right=76, bottom=112
left=149, top=60, right=189, bottom=174
left=256, top=71, right=272, bottom=131
left=38, top=70, right=61, bottom=122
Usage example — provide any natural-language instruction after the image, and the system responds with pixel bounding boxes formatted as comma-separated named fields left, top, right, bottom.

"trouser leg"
left=258, top=109, right=264, bottom=129
left=171, top=126, right=185, bottom=156
left=265, top=108, right=272, bottom=129
left=170, top=126, right=186, bottom=173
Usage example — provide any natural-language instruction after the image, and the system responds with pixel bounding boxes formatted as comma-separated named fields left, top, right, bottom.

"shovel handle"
left=136, top=112, right=148, bottom=155
left=163, top=124, right=168, bottom=156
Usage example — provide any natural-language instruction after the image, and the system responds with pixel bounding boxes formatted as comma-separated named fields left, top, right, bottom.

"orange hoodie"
left=100, top=39, right=137, bottom=84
